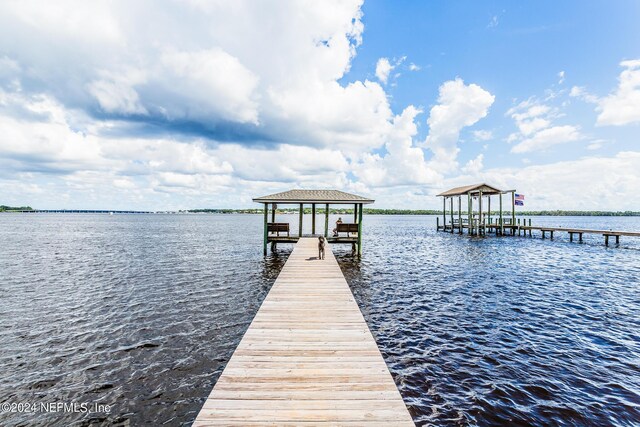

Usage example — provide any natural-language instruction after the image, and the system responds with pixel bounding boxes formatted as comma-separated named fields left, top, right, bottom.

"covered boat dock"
left=436, top=183, right=519, bottom=235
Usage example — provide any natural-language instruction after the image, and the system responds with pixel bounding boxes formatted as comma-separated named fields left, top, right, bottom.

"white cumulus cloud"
left=424, top=78, right=495, bottom=173
left=558, top=70, right=565, bottom=84
left=353, top=105, right=440, bottom=187
left=507, top=99, right=582, bottom=153
left=596, top=59, right=640, bottom=126
left=462, top=154, right=484, bottom=174
left=472, top=130, right=493, bottom=141
left=511, top=125, right=581, bottom=153
left=375, top=58, right=392, bottom=84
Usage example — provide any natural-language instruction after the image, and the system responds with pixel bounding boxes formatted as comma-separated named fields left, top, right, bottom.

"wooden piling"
left=357, top=203, right=363, bottom=256
left=458, top=196, right=462, bottom=234
left=299, top=203, right=303, bottom=237
left=468, top=194, right=473, bottom=235
left=450, top=197, right=454, bottom=234
left=499, top=193, right=503, bottom=236
left=263, top=204, right=268, bottom=256
left=311, top=204, right=316, bottom=235
left=478, top=191, right=482, bottom=235
left=511, top=191, right=516, bottom=232
left=324, top=203, right=329, bottom=238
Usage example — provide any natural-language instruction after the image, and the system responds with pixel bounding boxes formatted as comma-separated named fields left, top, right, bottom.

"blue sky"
left=349, top=1, right=640, bottom=166
left=0, top=1, right=639, bottom=210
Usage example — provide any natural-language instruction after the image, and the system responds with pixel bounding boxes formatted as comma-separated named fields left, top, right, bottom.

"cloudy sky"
left=1, top=0, right=639, bottom=210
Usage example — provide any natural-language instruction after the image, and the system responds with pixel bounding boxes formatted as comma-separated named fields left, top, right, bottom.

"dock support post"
left=263, top=204, right=268, bottom=255
left=458, top=196, right=462, bottom=234
left=298, top=203, right=303, bottom=237
left=357, top=203, right=363, bottom=256
left=450, top=197, right=454, bottom=234
left=542, top=230, right=546, bottom=239
left=570, top=232, right=574, bottom=242
left=324, top=204, right=329, bottom=238
left=442, top=197, right=446, bottom=231
left=479, top=190, right=483, bottom=236
left=271, top=203, right=276, bottom=223
left=312, top=204, right=316, bottom=235
left=605, top=235, right=609, bottom=246
left=511, top=191, right=516, bottom=235
left=499, top=193, right=503, bottom=236
left=488, top=196, right=491, bottom=226
left=616, top=235, right=620, bottom=245
left=436, top=216, right=440, bottom=230
left=529, top=219, right=532, bottom=237
left=550, top=230, right=554, bottom=240
left=579, top=233, right=583, bottom=243
left=468, top=193, right=473, bottom=235
left=354, top=203, right=358, bottom=224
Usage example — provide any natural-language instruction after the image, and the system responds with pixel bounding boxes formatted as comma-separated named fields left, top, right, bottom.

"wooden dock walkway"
left=193, top=238, right=414, bottom=426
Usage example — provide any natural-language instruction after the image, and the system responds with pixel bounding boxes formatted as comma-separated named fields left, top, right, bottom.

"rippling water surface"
left=0, top=214, right=639, bottom=426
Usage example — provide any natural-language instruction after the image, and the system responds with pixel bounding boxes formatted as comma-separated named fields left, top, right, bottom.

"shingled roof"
left=437, top=183, right=504, bottom=197
left=253, top=189, right=375, bottom=204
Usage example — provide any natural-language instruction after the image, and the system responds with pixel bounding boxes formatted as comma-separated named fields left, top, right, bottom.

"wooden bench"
left=336, top=223, right=358, bottom=237
left=268, top=222, right=289, bottom=236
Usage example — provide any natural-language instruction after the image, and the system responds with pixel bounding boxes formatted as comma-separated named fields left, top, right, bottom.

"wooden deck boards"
left=193, top=238, right=413, bottom=426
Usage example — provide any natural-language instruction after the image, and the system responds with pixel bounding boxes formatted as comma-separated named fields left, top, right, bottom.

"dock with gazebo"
left=436, top=183, right=522, bottom=235
left=253, top=189, right=374, bottom=255
left=436, top=183, right=640, bottom=247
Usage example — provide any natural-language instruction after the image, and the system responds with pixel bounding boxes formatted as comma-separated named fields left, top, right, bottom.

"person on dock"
left=318, top=236, right=325, bottom=260
left=332, top=217, right=342, bottom=237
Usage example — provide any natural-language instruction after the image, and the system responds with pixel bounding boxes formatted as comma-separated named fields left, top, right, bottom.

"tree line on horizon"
left=3, top=205, right=638, bottom=216
left=188, top=208, right=640, bottom=216
left=0, top=205, right=34, bottom=212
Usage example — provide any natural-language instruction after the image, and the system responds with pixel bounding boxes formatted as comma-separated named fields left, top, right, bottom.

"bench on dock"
left=336, top=222, right=359, bottom=236
left=267, top=222, right=289, bottom=236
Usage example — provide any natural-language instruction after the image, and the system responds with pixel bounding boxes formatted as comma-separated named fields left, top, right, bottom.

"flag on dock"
left=514, top=194, right=524, bottom=206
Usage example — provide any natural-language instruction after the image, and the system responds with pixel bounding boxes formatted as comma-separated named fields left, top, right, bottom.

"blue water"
left=0, top=214, right=638, bottom=426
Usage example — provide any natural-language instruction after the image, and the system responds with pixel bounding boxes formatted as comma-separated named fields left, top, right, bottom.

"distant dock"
left=439, top=221, right=640, bottom=246
left=193, top=238, right=413, bottom=425
left=436, top=183, right=640, bottom=247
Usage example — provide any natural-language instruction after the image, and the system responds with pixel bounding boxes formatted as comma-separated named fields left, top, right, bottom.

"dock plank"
left=193, top=238, right=414, bottom=426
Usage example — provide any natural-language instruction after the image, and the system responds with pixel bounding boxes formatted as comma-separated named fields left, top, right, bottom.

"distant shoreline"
left=3, top=206, right=639, bottom=216
left=189, top=208, right=640, bottom=216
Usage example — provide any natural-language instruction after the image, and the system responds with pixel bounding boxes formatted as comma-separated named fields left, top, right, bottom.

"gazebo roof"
left=437, top=183, right=504, bottom=197
left=253, top=189, right=375, bottom=204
